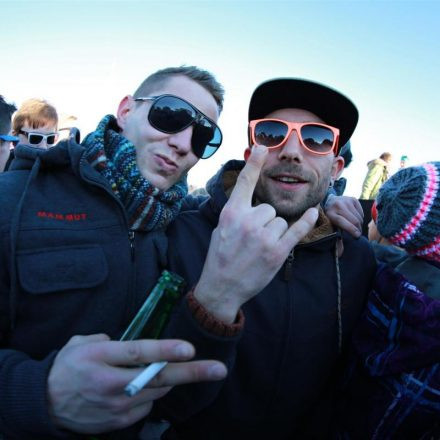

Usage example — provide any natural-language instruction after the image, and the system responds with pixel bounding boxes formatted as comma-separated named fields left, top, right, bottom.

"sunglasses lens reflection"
left=149, top=96, right=195, bottom=133
left=254, top=121, right=288, bottom=147
left=28, top=134, right=44, bottom=144
left=301, top=125, right=334, bottom=153
left=191, top=121, right=222, bottom=159
left=149, top=96, right=222, bottom=159
left=47, top=135, right=56, bottom=145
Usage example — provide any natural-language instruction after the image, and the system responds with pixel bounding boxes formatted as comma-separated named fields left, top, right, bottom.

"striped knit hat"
left=376, top=162, right=440, bottom=262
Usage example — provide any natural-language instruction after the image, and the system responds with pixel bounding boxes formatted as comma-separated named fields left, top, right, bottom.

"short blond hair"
left=133, top=66, right=224, bottom=113
left=12, top=98, right=58, bottom=135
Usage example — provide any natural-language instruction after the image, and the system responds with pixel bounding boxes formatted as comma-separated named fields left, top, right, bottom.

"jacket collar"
left=10, top=134, right=84, bottom=172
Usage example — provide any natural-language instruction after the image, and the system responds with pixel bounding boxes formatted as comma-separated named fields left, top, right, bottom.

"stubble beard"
left=254, top=164, right=331, bottom=224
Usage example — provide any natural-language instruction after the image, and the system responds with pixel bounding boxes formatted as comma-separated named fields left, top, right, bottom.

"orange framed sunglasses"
left=249, top=118, right=340, bottom=155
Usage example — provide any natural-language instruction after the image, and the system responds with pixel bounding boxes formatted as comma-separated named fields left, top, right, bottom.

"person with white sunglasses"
left=12, top=98, right=59, bottom=149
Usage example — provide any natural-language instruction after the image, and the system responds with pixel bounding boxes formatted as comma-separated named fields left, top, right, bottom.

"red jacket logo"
left=37, top=211, right=87, bottom=221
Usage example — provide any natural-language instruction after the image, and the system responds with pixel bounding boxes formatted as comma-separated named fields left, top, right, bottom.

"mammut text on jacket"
left=0, top=140, right=167, bottom=439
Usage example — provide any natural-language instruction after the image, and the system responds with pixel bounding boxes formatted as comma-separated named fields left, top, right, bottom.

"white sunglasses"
left=19, top=129, right=58, bottom=146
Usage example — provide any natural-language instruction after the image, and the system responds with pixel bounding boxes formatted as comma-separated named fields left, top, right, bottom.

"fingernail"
left=253, top=144, right=266, bottom=155
left=252, top=144, right=261, bottom=153
left=208, top=364, right=227, bottom=379
left=174, top=343, right=193, bottom=358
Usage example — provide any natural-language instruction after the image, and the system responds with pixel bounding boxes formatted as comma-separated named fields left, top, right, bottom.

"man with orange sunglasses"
left=158, top=78, right=377, bottom=439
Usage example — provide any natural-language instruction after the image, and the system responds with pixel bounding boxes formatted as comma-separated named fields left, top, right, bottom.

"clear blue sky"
left=2, top=0, right=439, bottom=196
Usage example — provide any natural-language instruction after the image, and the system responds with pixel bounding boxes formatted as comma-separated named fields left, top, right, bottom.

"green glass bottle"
left=120, top=270, right=186, bottom=341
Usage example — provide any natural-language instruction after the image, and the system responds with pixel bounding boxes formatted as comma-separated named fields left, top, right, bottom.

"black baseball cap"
left=248, top=78, right=358, bottom=152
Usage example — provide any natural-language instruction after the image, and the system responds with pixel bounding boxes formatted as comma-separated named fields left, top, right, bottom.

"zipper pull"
left=284, top=249, right=295, bottom=281
left=129, top=230, right=135, bottom=261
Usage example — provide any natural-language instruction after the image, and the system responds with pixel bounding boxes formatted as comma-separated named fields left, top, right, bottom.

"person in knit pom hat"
left=336, top=162, right=440, bottom=439
left=376, top=161, right=440, bottom=262
left=366, top=200, right=407, bottom=268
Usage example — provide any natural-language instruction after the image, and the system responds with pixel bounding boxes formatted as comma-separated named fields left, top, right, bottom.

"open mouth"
left=272, top=175, right=307, bottom=184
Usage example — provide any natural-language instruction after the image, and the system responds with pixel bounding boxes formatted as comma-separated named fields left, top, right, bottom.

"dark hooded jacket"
left=0, top=139, right=168, bottom=439
left=158, top=160, right=377, bottom=440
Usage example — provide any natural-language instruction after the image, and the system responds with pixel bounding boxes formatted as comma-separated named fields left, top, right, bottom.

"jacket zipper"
left=128, top=230, right=135, bottom=261
left=79, top=157, right=137, bottom=328
left=284, top=249, right=295, bottom=281
left=282, top=231, right=341, bottom=281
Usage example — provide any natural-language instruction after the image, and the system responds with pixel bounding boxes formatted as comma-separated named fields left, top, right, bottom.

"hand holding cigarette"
left=125, top=360, right=168, bottom=396
left=48, top=334, right=227, bottom=435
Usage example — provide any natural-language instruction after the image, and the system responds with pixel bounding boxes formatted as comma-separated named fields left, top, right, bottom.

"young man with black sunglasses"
left=0, top=66, right=229, bottom=440
left=156, top=78, right=377, bottom=439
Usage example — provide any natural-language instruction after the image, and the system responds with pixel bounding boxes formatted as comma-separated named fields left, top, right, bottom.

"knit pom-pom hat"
left=376, top=162, right=440, bottom=262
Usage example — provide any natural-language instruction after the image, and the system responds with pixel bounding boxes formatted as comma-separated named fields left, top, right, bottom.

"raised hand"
left=194, top=145, right=319, bottom=323
left=48, top=334, right=227, bottom=434
left=325, top=194, right=364, bottom=237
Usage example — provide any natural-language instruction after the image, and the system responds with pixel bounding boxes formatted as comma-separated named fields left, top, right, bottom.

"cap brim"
left=248, top=78, right=358, bottom=150
left=0, top=134, right=19, bottom=142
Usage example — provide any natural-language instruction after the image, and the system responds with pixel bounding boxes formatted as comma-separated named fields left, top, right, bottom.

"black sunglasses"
left=19, top=129, right=58, bottom=146
left=134, top=94, right=222, bottom=159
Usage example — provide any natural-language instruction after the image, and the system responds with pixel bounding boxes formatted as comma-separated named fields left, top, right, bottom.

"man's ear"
left=244, top=147, right=252, bottom=161
left=331, top=155, right=345, bottom=180
left=116, top=95, right=135, bottom=130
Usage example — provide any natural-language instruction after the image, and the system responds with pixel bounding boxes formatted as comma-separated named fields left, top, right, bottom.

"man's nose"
left=39, top=139, right=48, bottom=149
left=168, top=125, right=193, bottom=155
left=278, top=129, right=303, bottom=161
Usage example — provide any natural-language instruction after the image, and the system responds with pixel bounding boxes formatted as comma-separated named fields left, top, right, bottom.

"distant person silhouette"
left=400, top=154, right=409, bottom=169
left=360, top=151, right=392, bottom=200
left=0, top=95, right=17, bottom=172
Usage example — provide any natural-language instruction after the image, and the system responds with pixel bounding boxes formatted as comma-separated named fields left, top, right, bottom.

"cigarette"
left=124, top=361, right=168, bottom=397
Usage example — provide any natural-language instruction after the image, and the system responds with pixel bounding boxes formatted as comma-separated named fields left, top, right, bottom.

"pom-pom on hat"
left=371, top=201, right=378, bottom=223
left=376, top=162, right=440, bottom=262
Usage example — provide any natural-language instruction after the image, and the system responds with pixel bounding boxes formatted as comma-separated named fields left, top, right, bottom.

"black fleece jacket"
left=0, top=139, right=168, bottom=439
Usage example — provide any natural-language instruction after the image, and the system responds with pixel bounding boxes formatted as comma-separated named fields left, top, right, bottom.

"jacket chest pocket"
left=17, top=244, right=109, bottom=294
